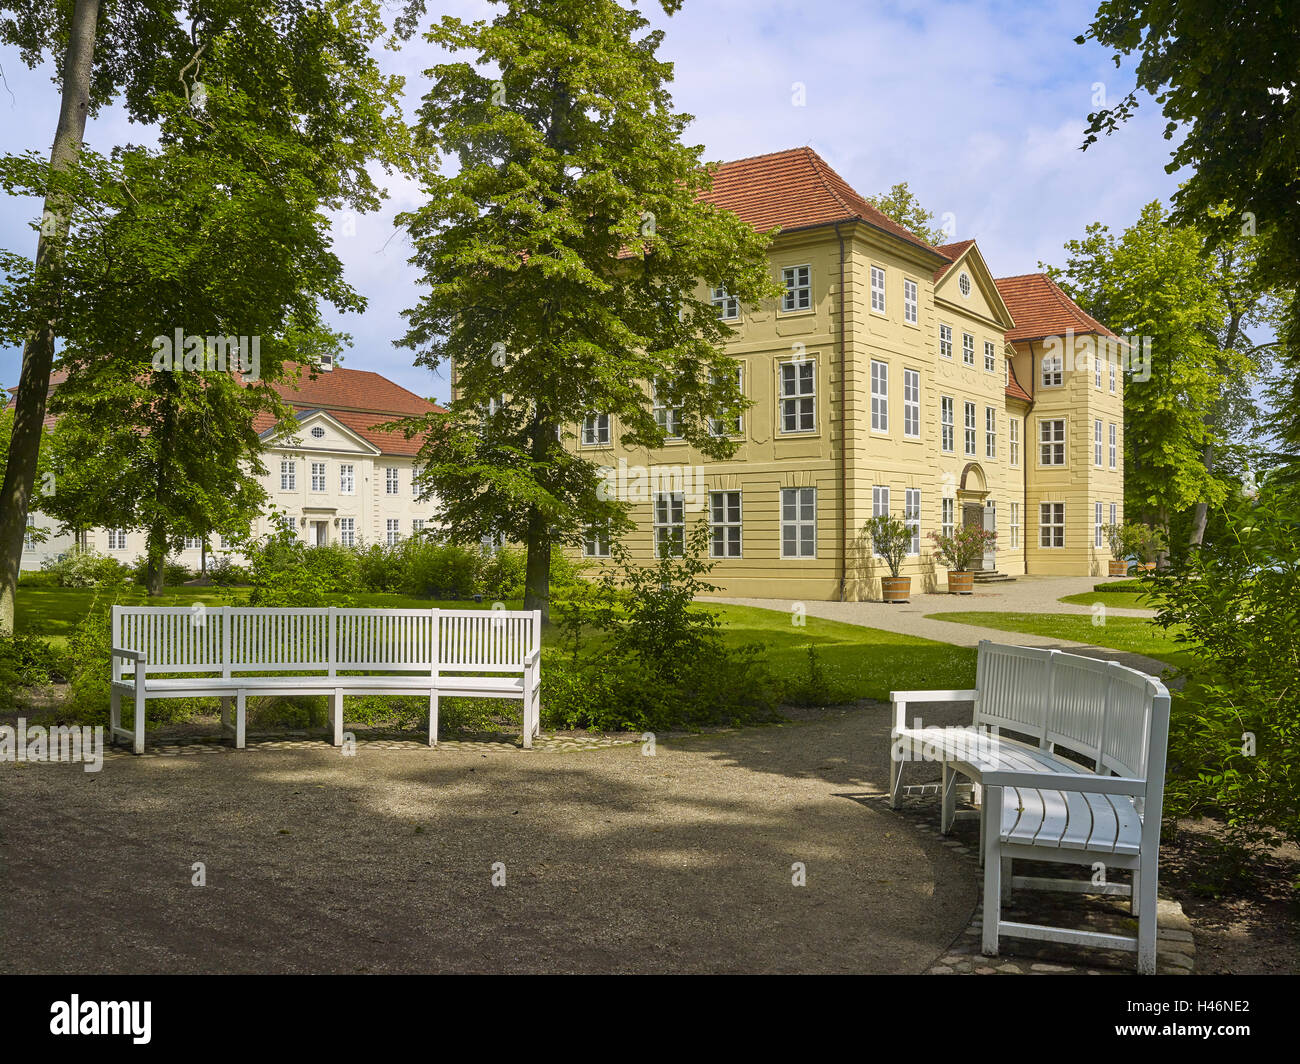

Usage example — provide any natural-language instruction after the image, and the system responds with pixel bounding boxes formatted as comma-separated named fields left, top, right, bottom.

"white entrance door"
left=313, top=521, right=328, bottom=546
left=983, top=501, right=997, bottom=570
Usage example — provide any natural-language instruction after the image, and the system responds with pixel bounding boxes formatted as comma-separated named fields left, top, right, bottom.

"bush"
left=244, top=533, right=363, bottom=607
left=402, top=540, right=480, bottom=599
left=207, top=556, right=252, bottom=587
left=1093, top=578, right=1152, bottom=593
left=1150, top=484, right=1300, bottom=856
left=545, top=523, right=777, bottom=731
left=126, top=556, right=196, bottom=587
left=0, top=634, right=66, bottom=708
left=479, top=545, right=528, bottom=600
left=40, top=547, right=129, bottom=588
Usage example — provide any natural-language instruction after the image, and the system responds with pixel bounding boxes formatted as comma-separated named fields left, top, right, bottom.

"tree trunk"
left=146, top=525, right=167, bottom=597
left=1188, top=440, right=1215, bottom=549
left=0, top=0, right=101, bottom=636
left=522, top=506, right=551, bottom=622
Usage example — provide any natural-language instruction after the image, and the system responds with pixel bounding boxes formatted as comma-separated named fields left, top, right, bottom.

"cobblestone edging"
left=90, top=732, right=638, bottom=760
left=884, top=784, right=1195, bottom=975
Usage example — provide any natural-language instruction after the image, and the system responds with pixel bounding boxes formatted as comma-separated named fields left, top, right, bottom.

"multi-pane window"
left=1110, top=502, right=1118, bottom=528
left=872, top=484, right=890, bottom=520
left=1042, top=352, right=1064, bottom=387
left=904, top=489, right=921, bottom=555
left=903, top=369, right=920, bottom=438
left=583, top=524, right=610, bottom=558
left=711, top=286, right=739, bottom=320
left=1040, top=502, right=1065, bottom=548
left=339, top=517, right=355, bottom=547
left=386, top=518, right=401, bottom=546
left=984, top=340, right=996, bottom=373
left=1009, top=502, right=1020, bottom=549
left=709, top=490, right=742, bottom=558
left=107, top=529, right=127, bottom=551
left=940, top=396, right=954, bottom=452
left=183, top=536, right=202, bottom=550
left=903, top=278, right=917, bottom=324
left=1109, top=359, right=1117, bottom=393
left=964, top=401, right=977, bottom=456
left=871, top=266, right=886, bottom=313
left=1095, top=353, right=1103, bottom=389
left=780, top=360, right=816, bottom=433
left=413, top=472, right=422, bottom=496
left=1094, top=419, right=1104, bottom=466
left=1095, top=502, right=1104, bottom=548
left=1040, top=419, right=1066, bottom=465
left=653, top=492, right=685, bottom=557
left=962, top=332, right=975, bottom=366
left=708, top=366, right=743, bottom=437
left=985, top=407, right=997, bottom=459
left=939, top=324, right=953, bottom=359
left=652, top=380, right=682, bottom=438
left=1109, top=422, right=1117, bottom=469
left=311, top=462, right=326, bottom=492
left=781, top=265, right=811, bottom=311
left=386, top=467, right=399, bottom=495
left=941, top=497, right=955, bottom=540
left=780, top=487, right=816, bottom=558
left=582, top=412, right=611, bottom=446
left=280, top=460, right=296, bottom=491
left=870, top=360, right=889, bottom=432
left=1009, top=418, right=1020, bottom=466
left=339, top=464, right=354, bottom=494
left=412, top=519, right=426, bottom=535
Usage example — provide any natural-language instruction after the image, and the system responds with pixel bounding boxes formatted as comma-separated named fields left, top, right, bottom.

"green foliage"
left=1150, top=483, right=1300, bottom=853
left=40, top=547, right=130, bottom=588
left=127, top=556, right=194, bottom=587
left=1094, top=578, right=1151, bottom=593
left=865, top=181, right=948, bottom=245
left=928, top=524, right=996, bottom=572
left=0, top=633, right=65, bottom=709
left=244, top=531, right=362, bottom=608
left=781, top=645, right=854, bottom=707
left=394, top=0, right=780, bottom=609
left=864, top=514, right=912, bottom=578
left=546, top=523, right=777, bottom=730
left=206, top=556, right=251, bottom=587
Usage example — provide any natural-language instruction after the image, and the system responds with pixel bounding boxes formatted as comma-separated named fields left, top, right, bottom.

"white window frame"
left=964, top=401, right=977, bottom=457
left=941, top=497, right=955, bottom=540
left=386, top=518, right=401, bottom=546
left=708, top=365, right=744, bottom=438
left=903, top=368, right=920, bottom=439
left=939, top=324, right=952, bottom=360
left=339, top=517, right=355, bottom=547
left=653, top=492, right=685, bottom=557
left=1094, top=419, right=1103, bottom=467
left=412, top=518, right=426, bottom=535
left=582, top=412, right=611, bottom=446
left=870, top=359, right=889, bottom=433
left=1040, top=502, right=1065, bottom=548
left=1110, top=502, right=1118, bottom=528
left=386, top=467, right=399, bottom=495
left=903, top=278, right=918, bottom=324
left=339, top=464, right=355, bottom=494
left=904, top=488, right=921, bottom=555
left=583, top=523, right=610, bottom=558
left=709, top=490, right=742, bottom=558
left=1009, top=417, right=1020, bottom=467
left=1095, top=354, right=1103, bottom=389
left=1040, top=419, right=1066, bottom=466
left=107, top=529, right=127, bottom=551
left=311, top=461, right=326, bottom=493
left=1095, top=502, right=1104, bottom=548
left=711, top=286, right=739, bottom=321
left=985, top=406, right=997, bottom=460
left=780, top=487, right=817, bottom=559
left=779, top=360, right=816, bottom=434
left=962, top=332, right=975, bottom=366
left=940, top=396, right=954, bottom=453
left=870, top=265, right=886, bottom=314
left=984, top=340, right=996, bottom=373
left=1009, top=502, right=1020, bottom=549
left=1109, top=422, right=1118, bottom=469
left=1041, top=352, right=1064, bottom=387
left=1109, top=358, right=1117, bottom=393
left=652, top=381, right=683, bottom=439
left=280, top=459, right=296, bottom=492
left=781, top=265, right=811, bottom=312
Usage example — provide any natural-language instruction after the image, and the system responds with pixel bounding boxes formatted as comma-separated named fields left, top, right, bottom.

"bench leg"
left=888, top=742, right=903, bottom=808
left=522, top=702, right=532, bottom=750
left=109, top=689, right=121, bottom=746
left=427, top=691, right=439, bottom=746
left=1001, top=856, right=1013, bottom=902
left=332, top=689, right=343, bottom=747
left=981, top=786, right=1002, bottom=957
left=1135, top=860, right=1158, bottom=974
left=236, top=691, right=246, bottom=750
left=940, top=762, right=957, bottom=835
left=220, top=697, right=233, bottom=729
left=132, top=687, right=146, bottom=755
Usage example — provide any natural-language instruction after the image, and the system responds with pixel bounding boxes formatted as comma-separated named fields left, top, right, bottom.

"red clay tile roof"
left=1005, top=359, right=1032, bottom=403
left=995, top=273, right=1116, bottom=343
left=932, top=239, right=976, bottom=281
left=700, top=147, right=943, bottom=255
left=10, top=364, right=443, bottom=458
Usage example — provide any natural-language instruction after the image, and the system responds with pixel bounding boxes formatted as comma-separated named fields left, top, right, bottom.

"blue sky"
left=0, top=0, right=1183, bottom=403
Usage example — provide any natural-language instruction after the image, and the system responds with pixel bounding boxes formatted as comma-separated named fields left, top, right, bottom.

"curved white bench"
left=110, top=606, right=542, bottom=753
left=890, top=641, right=1171, bottom=973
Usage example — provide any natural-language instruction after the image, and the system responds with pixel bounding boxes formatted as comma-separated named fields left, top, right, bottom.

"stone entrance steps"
left=973, top=570, right=1016, bottom=583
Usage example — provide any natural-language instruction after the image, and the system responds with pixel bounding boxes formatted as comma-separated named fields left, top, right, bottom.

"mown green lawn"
left=15, top=585, right=975, bottom=704
left=1057, top=589, right=1162, bottom=610
left=925, top=609, right=1193, bottom=671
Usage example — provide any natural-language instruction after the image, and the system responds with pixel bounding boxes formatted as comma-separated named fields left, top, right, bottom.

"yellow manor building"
left=572, top=147, right=1124, bottom=600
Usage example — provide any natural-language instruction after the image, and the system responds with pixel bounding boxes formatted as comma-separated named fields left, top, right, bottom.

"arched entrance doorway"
left=957, top=463, right=996, bottom=571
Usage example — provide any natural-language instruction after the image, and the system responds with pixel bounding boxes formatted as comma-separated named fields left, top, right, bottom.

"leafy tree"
left=1050, top=202, right=1259, bottom=536
left=0, top=0, right=413, bottom=628
left=396, top=0, right=778, bottom=619
left=1078, top=0, right=1300, bottom=472
left=865, top=181, right=948, bottom=246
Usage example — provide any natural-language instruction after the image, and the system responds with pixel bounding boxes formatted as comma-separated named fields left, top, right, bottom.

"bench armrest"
left=111, top=647, right=146, bottom=663
left=890, top=689, right=978, bottom=733
left=523, top=648, right=540, bottom=668
left=981, top=769, right=1146, bottom=795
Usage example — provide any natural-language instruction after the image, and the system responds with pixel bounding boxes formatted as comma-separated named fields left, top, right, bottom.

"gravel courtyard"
left=0, top=704, right=977, bottom=974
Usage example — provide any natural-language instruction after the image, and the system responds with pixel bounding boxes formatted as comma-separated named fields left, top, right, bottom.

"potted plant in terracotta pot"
left=1102, top=522, right=1131, bottom=577
left=865, top=514, right=914, bottom=603
left=928, top=524, right=997, bottom=594
left=1136, top=524, right=1168, bottom=572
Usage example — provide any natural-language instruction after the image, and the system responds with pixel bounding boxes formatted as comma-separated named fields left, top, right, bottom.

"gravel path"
left=0, top=706, right=977, bottom=974
left=712, top=575, right=1170, bottom=677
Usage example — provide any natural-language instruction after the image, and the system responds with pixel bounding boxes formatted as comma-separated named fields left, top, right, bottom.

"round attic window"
left=311, top=426, right=325, bottom=439
left=958, top=272, right=972, bottom=298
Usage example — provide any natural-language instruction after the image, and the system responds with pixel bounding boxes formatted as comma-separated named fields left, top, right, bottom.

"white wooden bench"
left=110, top=606, right=542, bottom=753
left=889, top=640, right=1171, bottom=973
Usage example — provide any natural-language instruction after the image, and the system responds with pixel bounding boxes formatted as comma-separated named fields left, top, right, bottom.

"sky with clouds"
left=0, top=0, right=1185, bottom=404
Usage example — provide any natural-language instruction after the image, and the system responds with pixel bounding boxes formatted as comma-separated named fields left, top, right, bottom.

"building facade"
left=570, top=147, right=1124, bottom=599
left=19, top=360, right=444, bottom=570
